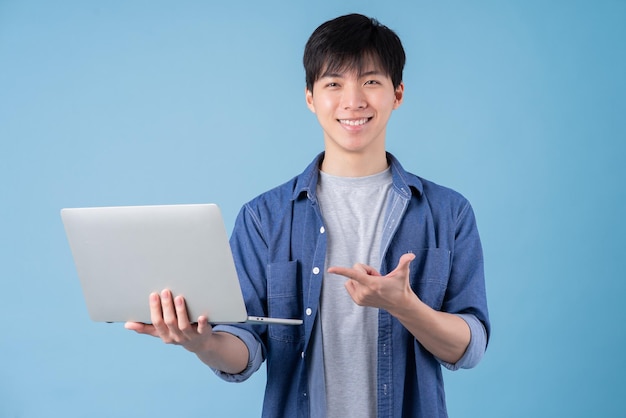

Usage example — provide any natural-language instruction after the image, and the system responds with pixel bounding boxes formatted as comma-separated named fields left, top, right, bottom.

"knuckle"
left=163, top=337, right=180, bottom=346
left=164, top=316, right=178, bottom=327
left=152, top=317, right=165, bottom=328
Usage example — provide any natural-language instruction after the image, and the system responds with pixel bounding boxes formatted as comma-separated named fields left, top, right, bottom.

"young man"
left=127, top=13, right=490, bottom=417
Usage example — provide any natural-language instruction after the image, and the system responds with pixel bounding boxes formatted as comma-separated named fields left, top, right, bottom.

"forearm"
left=389, top=293, right=471, bottom=364
left=190, top=331, right=249, bottom=374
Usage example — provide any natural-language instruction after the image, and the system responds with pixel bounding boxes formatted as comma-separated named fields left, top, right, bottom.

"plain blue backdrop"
left=1, top=1, right=625, bottom=417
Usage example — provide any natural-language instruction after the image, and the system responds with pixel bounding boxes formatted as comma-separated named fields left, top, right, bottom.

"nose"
left=341, top=85, right=367, bottom=110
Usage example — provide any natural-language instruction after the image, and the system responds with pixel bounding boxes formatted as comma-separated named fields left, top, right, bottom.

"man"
left=127, top=13, right=490, bottom=417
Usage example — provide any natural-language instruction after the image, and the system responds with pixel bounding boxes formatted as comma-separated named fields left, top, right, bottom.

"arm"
left=125, top=289, right=249, bottom=374
left=383, top=267, right=471, bottom=364
left=328, top=253, right=470, bottom=364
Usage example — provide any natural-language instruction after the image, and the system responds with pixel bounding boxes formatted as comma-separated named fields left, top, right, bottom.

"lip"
left=337, top=117, right=373, bottom=127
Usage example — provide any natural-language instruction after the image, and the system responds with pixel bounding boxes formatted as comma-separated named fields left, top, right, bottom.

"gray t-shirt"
left=317, top=168, right=393, bottom=418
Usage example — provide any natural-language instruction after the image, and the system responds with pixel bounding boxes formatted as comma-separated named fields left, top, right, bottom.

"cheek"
left=385, top=96, right=400, bottom=112
left=311, top=101, right=338, bottom=120
left=316, top=95, right=336, bottom=110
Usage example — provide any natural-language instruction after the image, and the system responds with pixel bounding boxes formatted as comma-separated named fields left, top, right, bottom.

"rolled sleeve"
left=210, top=325, right=264, bottom=382
left=438, top=313, right=487, bottom=371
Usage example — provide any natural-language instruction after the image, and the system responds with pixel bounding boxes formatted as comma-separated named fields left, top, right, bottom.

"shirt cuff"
left=210, top=325, right=264, bottom=382
left=438, top=313, right=487, bottom=371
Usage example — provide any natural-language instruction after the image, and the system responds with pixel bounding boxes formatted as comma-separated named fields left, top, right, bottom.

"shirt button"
left=320, top=226, right=325, bottom=234
left=312, top=267, right=320, bottom=275
left=301, top=351, right=305, bottom=359
left=306, top=308, right=312, bottom=316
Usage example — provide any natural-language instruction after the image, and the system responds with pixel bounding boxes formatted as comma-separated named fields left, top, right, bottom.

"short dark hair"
left=303, top=14, right=406, bottom=92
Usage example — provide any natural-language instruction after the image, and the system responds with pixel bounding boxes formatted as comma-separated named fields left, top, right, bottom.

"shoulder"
left=388, top=153, right=469, bottom=209
left=391, top=155, right=469, bottom=207
left=397, top=165, right=474, bottom=222
left=245, top=176, right=299, bottom=215
left=414, top=176, right=479, bottom=233
left=241, top=154, right=321, bottom=221
left=418, top=176, right=469, bottom=206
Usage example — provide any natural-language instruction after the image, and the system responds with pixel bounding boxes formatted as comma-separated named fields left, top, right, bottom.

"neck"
left=320, top=150, right=388, bottom=177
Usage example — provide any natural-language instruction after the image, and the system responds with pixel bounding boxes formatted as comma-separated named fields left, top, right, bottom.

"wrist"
left=387, top=291, right=427, bottom=322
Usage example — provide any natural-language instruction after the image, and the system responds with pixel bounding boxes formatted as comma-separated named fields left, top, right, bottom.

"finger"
left=390, top=253, right=416, bottom=276
left=149, top=292, right=168, bottom=334
left=328, top=265, right=374, bottom=287
left=124, top=321, right=142, bottom=331
left=355, top=263, right=382, bottom=276
left=327, top=266, right=358, bottom=280
left=344, top=279, right=359, bottom=298
left=196, top=316, right=211, bottom=335
left=125, top=321, right=159, bottom=337
left=174, top=295, right=194, bottom=334
left=160, top=289, right=184, bottom=338
left=344, top=277, right=375, bottom=307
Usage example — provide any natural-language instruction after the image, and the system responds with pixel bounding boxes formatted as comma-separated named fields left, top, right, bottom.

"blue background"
left=1, top=1, right=625, bottom=417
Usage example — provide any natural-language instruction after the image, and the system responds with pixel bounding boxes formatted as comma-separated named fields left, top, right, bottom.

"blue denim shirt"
left=213, top=153, right=490, bottom=418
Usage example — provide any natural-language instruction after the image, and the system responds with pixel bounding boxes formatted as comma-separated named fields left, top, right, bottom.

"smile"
left=338, top=117, right=371, bottom=126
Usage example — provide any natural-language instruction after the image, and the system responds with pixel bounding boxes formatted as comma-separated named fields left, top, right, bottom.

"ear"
left=305, top=87, right=316, bottom=113
left=393, top=82, right=405, bottom=109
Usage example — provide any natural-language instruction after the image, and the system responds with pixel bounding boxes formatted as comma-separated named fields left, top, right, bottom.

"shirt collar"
left=291, top=152, right=423, bottom=202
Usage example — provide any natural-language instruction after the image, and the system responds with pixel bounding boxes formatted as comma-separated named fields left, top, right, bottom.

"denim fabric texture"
left=213, top=152, right=490, bottom=418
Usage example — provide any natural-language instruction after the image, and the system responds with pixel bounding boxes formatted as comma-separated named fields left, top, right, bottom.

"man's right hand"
left=125, top=289, right=249, bottom=374
left=125, top=289, right=213, bottom=354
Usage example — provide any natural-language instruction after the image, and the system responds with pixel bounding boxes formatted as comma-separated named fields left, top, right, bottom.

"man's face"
left=305, top=61, right=404, bottom=159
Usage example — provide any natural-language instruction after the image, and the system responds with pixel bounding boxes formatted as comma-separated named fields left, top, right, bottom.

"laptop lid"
left=61, top=203, right=302, bottom=325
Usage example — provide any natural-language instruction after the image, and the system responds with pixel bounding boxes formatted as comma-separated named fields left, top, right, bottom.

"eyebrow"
left=319, top=69, right=385, bottom=79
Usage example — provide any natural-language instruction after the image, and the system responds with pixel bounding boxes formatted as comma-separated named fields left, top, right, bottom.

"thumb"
left=392, top=252, right=416, bottom=276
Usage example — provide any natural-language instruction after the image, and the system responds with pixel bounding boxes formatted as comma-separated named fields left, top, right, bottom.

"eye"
left=326, top=82, right=339, bottom=88
left=364, top=80, right=380, bottom=86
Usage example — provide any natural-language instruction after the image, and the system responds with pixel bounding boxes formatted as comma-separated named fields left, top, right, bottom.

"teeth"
left=340, top=118, right=369, bottom=126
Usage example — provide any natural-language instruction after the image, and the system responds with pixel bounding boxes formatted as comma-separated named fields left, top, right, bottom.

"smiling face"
left=305, top=60, right=404, bottom=174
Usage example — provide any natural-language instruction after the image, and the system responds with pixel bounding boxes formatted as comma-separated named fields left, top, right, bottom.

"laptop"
left=61, top=203, right=302, bottom=325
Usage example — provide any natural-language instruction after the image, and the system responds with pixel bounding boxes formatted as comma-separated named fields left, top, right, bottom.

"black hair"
left=303, top=14, right=406, bottom=92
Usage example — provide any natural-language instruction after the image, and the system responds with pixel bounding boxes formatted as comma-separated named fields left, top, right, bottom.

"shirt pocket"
left=409, top=248, right=451, bottom=310
left=267, top=260, right=304, bottom=343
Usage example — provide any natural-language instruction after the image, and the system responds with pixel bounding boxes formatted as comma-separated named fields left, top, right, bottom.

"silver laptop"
left=61, top=203, right=302, bottom=325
